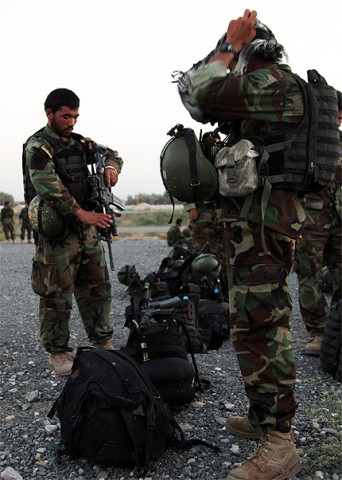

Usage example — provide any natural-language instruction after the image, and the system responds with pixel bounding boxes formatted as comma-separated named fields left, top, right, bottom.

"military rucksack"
left=48, top=348, right=217, bottom=473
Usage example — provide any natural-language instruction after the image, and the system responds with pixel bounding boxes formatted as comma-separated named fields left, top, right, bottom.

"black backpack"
left=48, top=348, right=217, bottom=473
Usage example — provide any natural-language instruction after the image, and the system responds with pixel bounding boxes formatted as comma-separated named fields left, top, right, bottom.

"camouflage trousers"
left=293, top=222, right=342, bottom=336
left=224, top=220, right=297, bottom=433
left=3, top=223, right=15, bottom=241
left=31, top=225, right=113, bottom=354
left=192, top=208, right=227, bottom=268
left=20, top=222, right=32, bottom=241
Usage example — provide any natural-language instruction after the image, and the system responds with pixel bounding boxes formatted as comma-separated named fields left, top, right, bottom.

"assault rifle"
left=138, top=282, right=186, bottom=335
left=86, top=141, right=125, bottom=270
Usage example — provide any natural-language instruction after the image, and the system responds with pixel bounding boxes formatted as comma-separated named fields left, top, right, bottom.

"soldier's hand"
left=105, top=166, right=118, bottom=187
left=74, top=209, right=113, bottom=228
left=227, top=9, right=257, bottom=52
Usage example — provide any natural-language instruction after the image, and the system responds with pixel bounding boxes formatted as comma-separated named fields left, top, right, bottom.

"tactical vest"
left=256, top=70, right=340, bottom=192
left=22, top=129, right=91, bottom=207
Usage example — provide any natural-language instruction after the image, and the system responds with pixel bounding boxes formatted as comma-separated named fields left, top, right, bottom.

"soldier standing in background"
left=293, top=91, right=342, bottom=355
left=1, top=200, right=16, bottom=244
left=19, top=203, right=33, bottom=243
left=175, top=9, right=339, bottom=480
left=167, top=217, right=186, bottom=247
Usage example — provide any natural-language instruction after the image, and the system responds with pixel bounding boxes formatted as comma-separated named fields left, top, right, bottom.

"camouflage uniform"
left=25, top=125, right=123, bottom=354
left=1, top=204, right=16, bottom=241
left=19, top=206, right=32, bottom=242
left=191, top=202, right=226, bottom=264
left=293, top=136, right=342, bottom=336
left=185, top=62, right=307, bottom=432
left=167, top=225, right=185, bottom=247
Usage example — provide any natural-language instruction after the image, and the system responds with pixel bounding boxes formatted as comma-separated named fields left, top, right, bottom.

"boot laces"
left=248, top=434, right=271, bottom=461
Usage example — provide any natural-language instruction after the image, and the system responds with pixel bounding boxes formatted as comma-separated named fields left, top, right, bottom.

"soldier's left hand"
left=105, top=167, right=118, bottom=187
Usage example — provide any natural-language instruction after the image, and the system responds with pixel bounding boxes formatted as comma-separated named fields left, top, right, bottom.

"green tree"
left=0, top=192, right=14, bottom=205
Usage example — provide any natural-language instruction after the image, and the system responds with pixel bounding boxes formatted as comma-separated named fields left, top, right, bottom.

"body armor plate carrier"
left=259, top=69, right=340, bottom=193
left=22, top=129, right=91, bottom=207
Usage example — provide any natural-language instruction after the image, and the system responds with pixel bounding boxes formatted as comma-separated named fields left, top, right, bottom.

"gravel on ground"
left=0, top=238, right=341, bottom=480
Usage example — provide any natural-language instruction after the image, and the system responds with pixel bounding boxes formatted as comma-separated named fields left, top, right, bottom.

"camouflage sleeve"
left=25, top=137, right=81, bottom=217
left=180, top=61, right=303, bottom=125
left=103, top=146, right=123, bottom=173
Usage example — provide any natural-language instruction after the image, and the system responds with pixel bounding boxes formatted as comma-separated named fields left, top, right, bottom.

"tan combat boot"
left=226, top=416, right=262, bottom=440
left=227, top=430, right=301, bottom=480
left=48, top=352, right=73, bottom=376
left=92, top=341, right=115, bottom=350
left=304, top=335, right=323, bottom=356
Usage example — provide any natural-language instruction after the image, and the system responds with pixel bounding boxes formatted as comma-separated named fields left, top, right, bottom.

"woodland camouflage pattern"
left=293, top=146, right=342, bottom=336
left=167, top=225, right=186, bottom=247
left=25, top=125, right=122, bottom=353
left=1, top=205, right=16, bottom=241
left=19, top=206, right=32, bottom=241
left=183, top=61, right=307, bottom=432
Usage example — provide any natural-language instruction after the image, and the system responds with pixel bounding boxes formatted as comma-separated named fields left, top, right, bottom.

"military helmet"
left=117, top=264, right=138, bottom=286
left=160, top=125, right=218, bottom=202
left=28, top=195, right=65, bottom=239
left=191, top=253, right=221, bottom=279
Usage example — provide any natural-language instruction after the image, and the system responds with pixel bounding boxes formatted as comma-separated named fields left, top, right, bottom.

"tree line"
left=0, top=191, right=182, bottom=206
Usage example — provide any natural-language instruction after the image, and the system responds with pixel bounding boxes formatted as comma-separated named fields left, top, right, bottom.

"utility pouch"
left=215, top=139, right=259, bottom=197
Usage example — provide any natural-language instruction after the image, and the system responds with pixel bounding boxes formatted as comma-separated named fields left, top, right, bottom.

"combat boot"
left=48, top=352, right=73, bottom=376
left=226, top=416, right=262, bottom=439
left=227, top=430, right=301, bottom=480
left=92, top=340, right=115, bottom=350
left=304, top=335, right=323, bottom=356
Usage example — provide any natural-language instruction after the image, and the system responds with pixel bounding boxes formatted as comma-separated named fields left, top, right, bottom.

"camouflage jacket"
left=182, top=62, right=303, bottom=137
left=179, top=62, right=307, bottom=237
left=19, top=206, right=30, bottom=223
left=167, top=225, right=185, bottom=247
left=25, top=125, right=123, bottom=217
left=1, top=206, right=15, bottom=225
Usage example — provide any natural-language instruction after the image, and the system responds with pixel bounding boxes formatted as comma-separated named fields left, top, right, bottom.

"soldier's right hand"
left=227, top=9, right=257, bottom=52
left=74, top=209, right=113, bottom=228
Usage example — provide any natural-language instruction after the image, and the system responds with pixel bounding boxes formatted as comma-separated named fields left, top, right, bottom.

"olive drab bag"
left=48, top=348, right=218, bottom=472
left=160, top=124, right=218, bottom=202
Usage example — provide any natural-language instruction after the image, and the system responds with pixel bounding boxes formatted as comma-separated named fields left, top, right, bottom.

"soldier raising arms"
left=175, top=8, right=339, bottom=480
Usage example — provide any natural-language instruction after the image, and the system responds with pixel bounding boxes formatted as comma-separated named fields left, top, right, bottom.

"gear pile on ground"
left=0, top=239, right=341, bottom=480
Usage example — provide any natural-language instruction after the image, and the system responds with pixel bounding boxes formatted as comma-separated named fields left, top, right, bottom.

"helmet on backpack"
left=28, top=195, right=65, bottom=239
left=117, top=264, right=138, bottom=286
left=160, top=125, right=218, bottom=202
left=191, top=253, right=221, bottom=279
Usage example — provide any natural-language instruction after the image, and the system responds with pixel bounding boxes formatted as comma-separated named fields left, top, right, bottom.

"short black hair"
left=176, top=218, right=183, bottom=225
left=44, top=88, right=80, bottom=113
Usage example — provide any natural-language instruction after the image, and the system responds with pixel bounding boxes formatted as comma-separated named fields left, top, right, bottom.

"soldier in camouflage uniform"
left=1, top=201, right=16, bottom=243
left=293, top=92, right=342, bottom=356
left=24, top=88, right=123, bottom=376
left=166, top=218, right=186, bottom=247
left=19, top=204, right=33, bottom=243
left=175, top=9, right=317, bottom=479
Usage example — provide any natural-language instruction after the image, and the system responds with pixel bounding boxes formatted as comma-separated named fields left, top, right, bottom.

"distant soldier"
left=167, top=218, right=186, bottom=247
left=1, top=201, right=16, bottom=244
left=293, top=91, right=342, bottom=356
left=19, top=203, right=33, bottom=243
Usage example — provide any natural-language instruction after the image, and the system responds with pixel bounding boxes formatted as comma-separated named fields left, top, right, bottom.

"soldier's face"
left=46, top=106, right=79, bottom=139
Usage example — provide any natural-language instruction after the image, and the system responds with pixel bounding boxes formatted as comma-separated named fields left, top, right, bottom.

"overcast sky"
left=1, top=0, right=341, bottom=202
